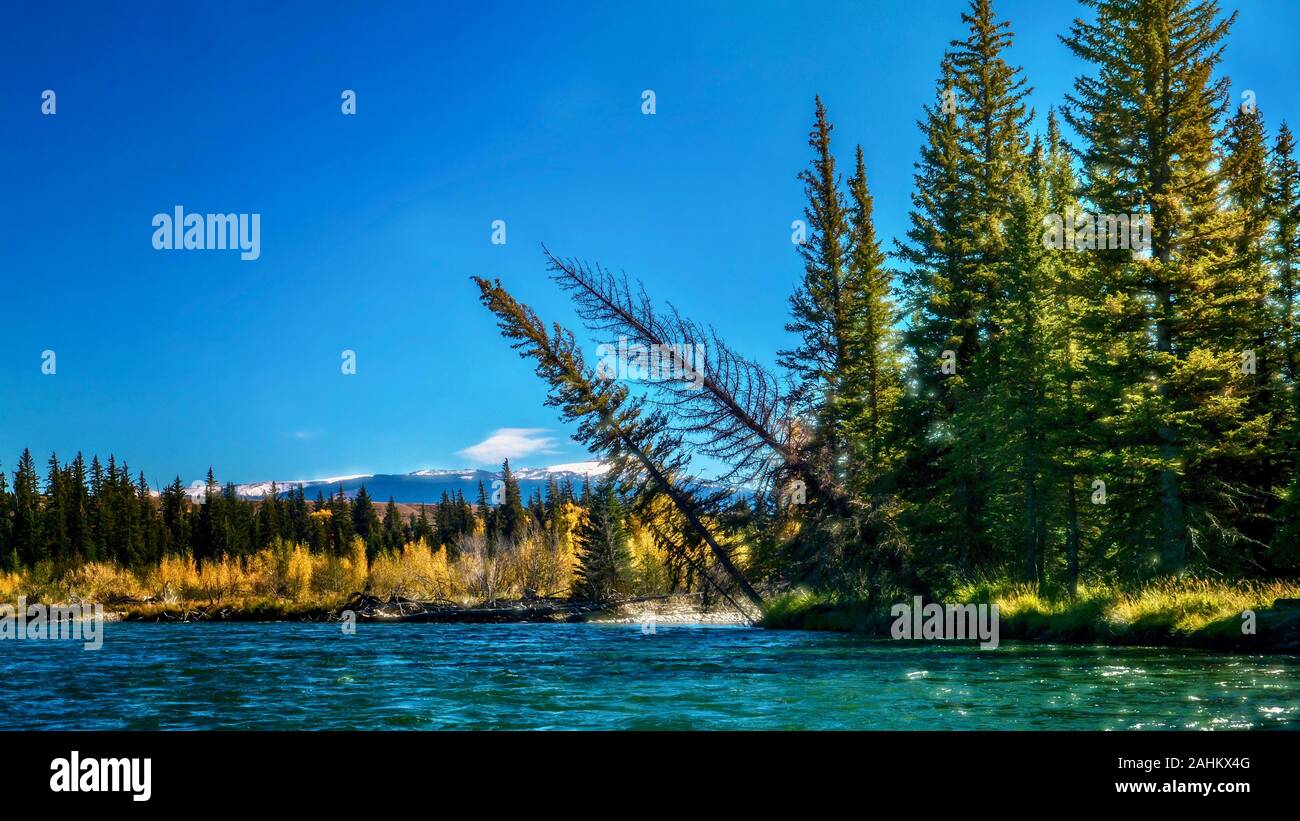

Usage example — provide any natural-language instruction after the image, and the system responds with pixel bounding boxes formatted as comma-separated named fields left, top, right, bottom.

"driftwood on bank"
left=337, top=592, right=683, bottom=623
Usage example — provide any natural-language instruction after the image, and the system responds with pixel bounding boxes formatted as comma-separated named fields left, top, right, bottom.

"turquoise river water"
left=1, top=622, right=1297, bottom=730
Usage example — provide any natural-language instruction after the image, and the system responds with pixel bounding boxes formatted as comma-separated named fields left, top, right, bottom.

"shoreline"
left=104, top=593, right=751, bottom=626
left=55, top=579, right=1300, bottom=653
left=95, top=600, right=1300, bottom=653
left=759, top=593, right=1300, bottom=654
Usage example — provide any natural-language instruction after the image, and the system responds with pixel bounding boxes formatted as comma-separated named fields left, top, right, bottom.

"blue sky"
left=2, top=0, right=1297, bottom=487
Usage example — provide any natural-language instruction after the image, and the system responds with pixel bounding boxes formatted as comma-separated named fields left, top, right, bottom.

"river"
left=2, top=622, right=1297, bottom=730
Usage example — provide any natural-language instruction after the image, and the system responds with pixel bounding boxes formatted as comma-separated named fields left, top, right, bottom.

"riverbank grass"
left=761, top=577, right=1300, bottom=650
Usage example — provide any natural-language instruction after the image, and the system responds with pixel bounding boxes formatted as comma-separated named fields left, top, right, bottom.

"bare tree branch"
left=473, top=275, right=765, bottom=607
left=544, top=248, right=852, bottom=512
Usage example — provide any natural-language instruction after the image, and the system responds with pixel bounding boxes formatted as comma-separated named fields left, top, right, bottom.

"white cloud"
left=456, top=428, right=558, bottom=465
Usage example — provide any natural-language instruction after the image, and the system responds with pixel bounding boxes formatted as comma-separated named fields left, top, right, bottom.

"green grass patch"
left=760, top=577, right=1300, bottom=650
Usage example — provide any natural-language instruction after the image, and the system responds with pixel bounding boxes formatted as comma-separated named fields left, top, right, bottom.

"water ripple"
left=0, top=623, right=1297, bottom=730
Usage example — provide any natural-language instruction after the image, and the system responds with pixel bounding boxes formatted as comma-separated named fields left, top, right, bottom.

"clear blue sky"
left=2, top=0, right=1297, bottom=487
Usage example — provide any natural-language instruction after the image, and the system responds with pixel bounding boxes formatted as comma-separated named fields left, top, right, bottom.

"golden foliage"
left=0, top=504, right=697, bottom=612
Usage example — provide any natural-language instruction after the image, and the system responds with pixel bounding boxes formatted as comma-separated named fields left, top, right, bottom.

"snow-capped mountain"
left=192, top=461, right=610, bottom=504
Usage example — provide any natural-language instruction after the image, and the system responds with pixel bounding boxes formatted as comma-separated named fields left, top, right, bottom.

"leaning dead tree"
left=544, top=248, right=852, bottom=515
left=474, top=276, right=765, bottom=608
left=642, top=511, right=762, bottom=623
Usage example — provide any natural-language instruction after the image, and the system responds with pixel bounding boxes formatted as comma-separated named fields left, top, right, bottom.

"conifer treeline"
left=782, top=0, right=1300, bottom=593
left=876, top=0, right=1300, bottom=590
left=478, top=0, right=1300, bottom=604
left=0, top=450, right=600, bottom=574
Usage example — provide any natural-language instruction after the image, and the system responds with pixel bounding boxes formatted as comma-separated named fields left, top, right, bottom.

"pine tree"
left=67, top=453, right=90, bottom=561
left=455, top=491, right=473, bottom=539
left=415, top=501, right=433, bottom=546
left=383, top=497, right=403, bottom=552
left=12, top=448, right=43, bottom=566
left=257, top=482, right=283, bottom=549
left=572, top=480, right=630, bottom=602
left=990, top=136, right=1055, bottom=582
left=950, top=0, right=1032, bottom=342
left=222, top=481, right=247, bottom=560
left=845, top=145, right=904, bottom=490
left=1272, top=122, right=1300, bottom=557
left=475, top=480, right=495, bottom=542
left=43, top=452, right=69, bottom=563
left=352, top=485, right=377, bottom=543
left=1273, top=123, right=1300, bottom=382
left=895, top=58, right=984, bottom=572
left=329, top=486, right=355, bottom=556
left=497, top=459, right=526, bottom=543
left=109, top=459, right=143, bottom=565
left=161, top=476, right=190, bottom=555
left=135, top=471, right=160, bottom=567
left=0, top=465, right=13, bottom=571
left=949, top=0, right=1037, bottom=575
left=1041, top=110, right=1106, bottom=595
left=195, top=467, right=226, bottom=563
left=777, top=99, right=911, bottom=591
left=779, top=96, right=854, bottom=477
left=289, top=485, right=311, bottom=546
left=528, top=486, right=545, bottom=528
left=87, top=455, right=104, bottom=562
left=544, top=476, right=568, bottom=546
left=1220, top=101, right=1282, bottom=560
left=1063, top=0, right=1239, bottom=573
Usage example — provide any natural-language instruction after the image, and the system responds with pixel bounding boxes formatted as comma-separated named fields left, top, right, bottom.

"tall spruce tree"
left=88, top=455, right=104, bottom=562
left=845, top=145, right=904, bottom=490
left=1064, top=0, right=1239, bottom=573
left=257, top=482, right=282, bottom=549
left=194, top=467, right=218, bottom=564
left=0, top=466, right=13, bottom=571
left=329, top=486, right=355, bottom=556
left=1221, top=101, right=1282, bottom=561
left=43, top=453, right=69, bottom=563
left=779, top=97, right=854, bottom=480
left=950, top=0, right=1034, bottom=574
left=1272, top=123, right=1300, bottom=382
left=12, top=449, right=43, bottom=566
left=497, top=459, right=527, bottom=543
left=161, top=476, right=190, bottom=555
left=779, top=99, right=908, bottom=591
left=67, top=453, right=90, bottom=561
left=572, top=480, right=630, bottom=602
left=1040, top=110, right=1108, bottom=595
left=895, top=58, right=983, bottom=573
left=1272, top=122, right=1300, bottom=557
left=383, top=497, right=404, bottom=552
left=352, top=485, right=382, bottom=559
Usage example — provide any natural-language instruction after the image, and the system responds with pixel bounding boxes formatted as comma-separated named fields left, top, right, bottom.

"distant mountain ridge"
left=198, top=462, right=610, bottom=504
